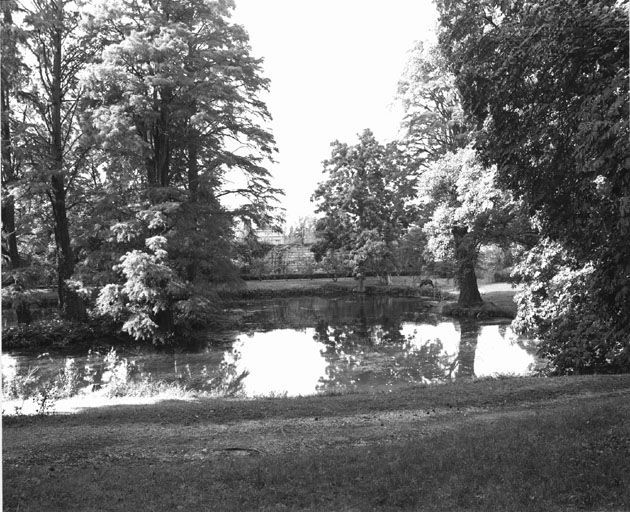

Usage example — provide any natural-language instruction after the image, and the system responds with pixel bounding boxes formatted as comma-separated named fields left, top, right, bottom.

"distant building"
left=255, top=228, right=285, bottom=246
left=236, top=223, right=321, bottom=276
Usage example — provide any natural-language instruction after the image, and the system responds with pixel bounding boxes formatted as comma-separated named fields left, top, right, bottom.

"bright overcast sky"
left=231, top=0, right=438, bottom=227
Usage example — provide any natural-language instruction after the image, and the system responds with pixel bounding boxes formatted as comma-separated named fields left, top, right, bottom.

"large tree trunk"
left=2, top=3, right=31, bottom=324
left=50, top=174, right=84, bottom=319
left=145, top=87, right=173, bottom=187
left=1, top=4, right=20, bottom=270
left=185, top=136, right=199, bottom=282
left=1, top=191, right=19, bottom=268
left=50, top=17, right=84, bottom=320
left=153, top=307, right=174, bottom=340
left=452, top=226, right=483, bottom=307
left=187, top=131, right=199, bottom=202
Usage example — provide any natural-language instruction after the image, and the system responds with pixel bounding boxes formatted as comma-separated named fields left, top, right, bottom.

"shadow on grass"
left=4, top=394, right=629, bottom=512
left=4, top=374, right=630, bottom=429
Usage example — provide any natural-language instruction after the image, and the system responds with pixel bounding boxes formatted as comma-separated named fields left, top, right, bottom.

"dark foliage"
left=437, top=0, right=630, bottom=372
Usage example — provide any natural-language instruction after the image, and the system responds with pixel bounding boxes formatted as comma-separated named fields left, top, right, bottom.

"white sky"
left=232, top=0, right=438, bottom=227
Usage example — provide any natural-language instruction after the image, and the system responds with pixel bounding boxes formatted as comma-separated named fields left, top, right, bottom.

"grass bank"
left=4, top=374, right=630, bottom=511
left=219, top=276, right=453, bottom=302
left=229, top=276, right=517, bottom=317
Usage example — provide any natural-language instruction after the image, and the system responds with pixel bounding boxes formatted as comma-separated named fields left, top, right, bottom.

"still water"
left=2, top=296, right=540, bottom=399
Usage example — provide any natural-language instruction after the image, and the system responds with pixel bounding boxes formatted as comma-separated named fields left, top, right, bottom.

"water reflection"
left=219, top=330, right=328, bottom=397
left=217, top=319, right=537, bottom=396
left=2, top=296, right=539, bottom=402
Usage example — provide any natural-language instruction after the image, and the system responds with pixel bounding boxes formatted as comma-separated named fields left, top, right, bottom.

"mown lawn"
left=4, top=375, right=630, bottom=511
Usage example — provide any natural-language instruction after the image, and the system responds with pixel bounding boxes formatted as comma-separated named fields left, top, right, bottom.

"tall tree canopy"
left=397, top=39, right=532, bottom=305
left=2, top=0, right=281, bottom=343
left=6, top=0, right=98, bottom=319
left=311, top=129, right=417, bottom=290
left=397, top=40, right=471, bottom=166
left=437, top=0, right=629, bottom=371
left=421, top=147, right=531, bottom=306
left=82, top=0, right=277, bottom=205
left=82, top=0, right=280, bottom=341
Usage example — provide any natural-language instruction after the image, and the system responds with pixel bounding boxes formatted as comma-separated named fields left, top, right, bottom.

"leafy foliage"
left=2, top=317, right=128, bottom=350
left=1, top=0, right=282, bottom=342
left=421, top=147, right=531, bottom=305
left=311, top=130, right=417, bottom=284
left=397, top=40, right=472, bottom=165
left=513, top=240, right=630, bottom=374
left=437, top=0, right=630, bottom=370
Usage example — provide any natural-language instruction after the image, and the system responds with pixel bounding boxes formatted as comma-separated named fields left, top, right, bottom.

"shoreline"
left=2, top=278, right=518, bottom=353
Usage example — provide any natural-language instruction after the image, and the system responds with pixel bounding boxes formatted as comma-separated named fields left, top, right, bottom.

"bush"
left=512, top=240, right=630, bottom=374
left=2, top=317, right=128, bottom=350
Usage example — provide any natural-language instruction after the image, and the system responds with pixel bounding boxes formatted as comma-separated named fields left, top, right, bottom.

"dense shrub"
left=512, top=240, right=630, bottom=374
left=2, top=318, right=129, bottom=350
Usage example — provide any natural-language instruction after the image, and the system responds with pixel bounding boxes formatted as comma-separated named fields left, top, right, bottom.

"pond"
left=2, top=296, right=541, bottom=402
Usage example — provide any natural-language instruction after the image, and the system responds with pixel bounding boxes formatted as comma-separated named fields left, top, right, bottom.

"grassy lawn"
left=4, top=375, right=630, bottom=511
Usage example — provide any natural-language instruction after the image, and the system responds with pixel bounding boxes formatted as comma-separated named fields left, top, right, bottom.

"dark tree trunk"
left=2, top=2, right=31, bottom=324
left=50, top=17, right=84, bottom=320
left=51, top=174, right=84, bottom=319
left=185, top=136, right=199, bottom=282
left=144, top=91, right=171, bottom=187
left=187, top=134, right=199, bottom=202
left=153, top=307, right=174, bottom=339
left=1, top=7, right=20, bottom=270
left=1, top=192, right=19, bottom=268
left=452, top=226, right=483, bottom=307
left=456, top=319, right=479, bottom=378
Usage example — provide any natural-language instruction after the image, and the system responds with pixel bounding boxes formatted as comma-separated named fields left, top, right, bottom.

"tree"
left=1, top=0, right=37, bottom=324
left=397, top=40, right=472, bottom=166
left=396, top=39, right=482, bottom=292
left=311, top=129, right=417, bottom=290
left=81, top=0, right=280, bottom=341
left=436, top=0, right=629, bottom=369
left=15, top=0, right=97, bottom=320
left=421, top=147, right=533, bottom=307
left=1, top=0, right=22, bottom=271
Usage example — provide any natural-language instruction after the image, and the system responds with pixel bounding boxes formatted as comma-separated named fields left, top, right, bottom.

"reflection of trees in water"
left=238, top=296, right=435, bottom=332
left=210, top=349, right=249, bottom=396
left=313, top=308, right=458, bottom=391
left=4, top=298, right=515, bottom=400
left=314, top=316, right=485, bottom=392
